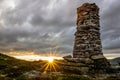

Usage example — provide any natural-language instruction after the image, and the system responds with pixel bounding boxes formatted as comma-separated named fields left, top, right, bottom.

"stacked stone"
left=63, top=3, right=110, bottom=75
left=73, top=3, right=102, bottom=58
left=62, top=55, right=93, bottom=75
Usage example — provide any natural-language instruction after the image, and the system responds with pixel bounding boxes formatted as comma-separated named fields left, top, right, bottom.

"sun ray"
left=42, top=59, right=60, bottom=72
left=42, top=63, right=49, bottom=68
left=45, top=64, right=50, bottom=71
left=51, top=64, right=57, bottom=71
left=39, top=48, right=63, bottom=73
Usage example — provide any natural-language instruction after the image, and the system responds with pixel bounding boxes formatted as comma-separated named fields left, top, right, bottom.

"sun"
left=41, top=48, right=63, bottom=72
left=47, top=57, right=54, bottom=63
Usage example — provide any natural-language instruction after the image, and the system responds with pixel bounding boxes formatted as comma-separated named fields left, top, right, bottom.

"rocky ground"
left=0, top=53, right=120, bottom=80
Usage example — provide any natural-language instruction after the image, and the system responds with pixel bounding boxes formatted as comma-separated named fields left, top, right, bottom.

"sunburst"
left=42, top=48, right=62, bottom=72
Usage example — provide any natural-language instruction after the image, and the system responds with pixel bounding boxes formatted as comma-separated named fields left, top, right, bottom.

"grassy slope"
left=0, top=53, right=41, bottom=80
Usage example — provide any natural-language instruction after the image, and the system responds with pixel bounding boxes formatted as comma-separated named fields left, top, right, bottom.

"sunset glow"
left=10, top=53, right=120, bottom=61
left=42, top=57, right=60, bottom=72
left=47, top=57, right=54, bottom=63
left=13, top=55, right=63, bottom=61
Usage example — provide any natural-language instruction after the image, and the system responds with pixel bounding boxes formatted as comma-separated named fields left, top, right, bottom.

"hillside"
left=0, top=53, right=90, bottom=80
left=0, top=53, right=120, bottom=80
left=0, top=53, right=42, bottom=80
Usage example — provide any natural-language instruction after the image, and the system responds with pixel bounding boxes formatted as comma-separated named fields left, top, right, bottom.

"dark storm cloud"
left=0, top=0, right=120, bottom=54
left=100, top=0, right=120, bottom=49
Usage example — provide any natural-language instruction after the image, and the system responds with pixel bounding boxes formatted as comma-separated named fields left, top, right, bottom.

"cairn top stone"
left=77, top=3, right=99, bottom=14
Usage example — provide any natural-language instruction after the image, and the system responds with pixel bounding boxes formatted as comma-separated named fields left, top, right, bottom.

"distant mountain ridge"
left=110, top=57, right=120, bottom=65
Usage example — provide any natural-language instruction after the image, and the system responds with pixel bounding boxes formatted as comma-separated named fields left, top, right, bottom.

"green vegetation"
left=0, top=53, right=41, bottom=79
left=0, top=53, right=120, bottom=80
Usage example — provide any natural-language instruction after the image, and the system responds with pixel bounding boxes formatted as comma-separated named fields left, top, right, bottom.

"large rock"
left=64, top=58, right=93, bottom=64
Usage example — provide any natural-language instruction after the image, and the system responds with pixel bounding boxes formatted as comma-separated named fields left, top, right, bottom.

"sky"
left=0, top=0, right=120, bottom=59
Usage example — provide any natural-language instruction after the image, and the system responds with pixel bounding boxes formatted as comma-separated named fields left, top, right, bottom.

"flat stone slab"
left=91, top=54, right=105, bottom=60
left=64, top=58, right=94, bottom=64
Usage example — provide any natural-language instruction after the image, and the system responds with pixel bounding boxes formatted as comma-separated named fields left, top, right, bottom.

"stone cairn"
left=62, top=3, right=110, bottom=76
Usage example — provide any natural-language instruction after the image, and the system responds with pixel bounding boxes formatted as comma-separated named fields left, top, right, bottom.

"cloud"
left=100, top=0, right=120, bottom=49
left=0, top=0, right=120, bottom=55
